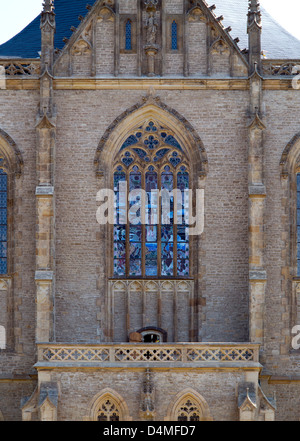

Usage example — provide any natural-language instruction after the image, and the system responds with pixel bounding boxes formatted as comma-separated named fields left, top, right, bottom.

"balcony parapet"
left=35, top=342, right=261, bottom=369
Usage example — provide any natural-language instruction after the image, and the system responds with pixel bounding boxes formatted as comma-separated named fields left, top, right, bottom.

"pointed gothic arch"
left=85, top=388, right=132, bottom=421
left=164, top=388, right=213, bottom=421
left=0, top=128, right=23, bottom=178
left=94, top=93, right=208, bottom=182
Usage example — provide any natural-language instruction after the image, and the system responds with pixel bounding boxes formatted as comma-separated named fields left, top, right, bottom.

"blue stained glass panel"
left=129, top=226, right=142, bottom=242
left=114, top=226, right=126, bottom=242
left=0, top=192, right=7, bottom=208
left=0, top=209, right=7, bottom=224
left=146, top=171, right=158, bottom=192
left=130, top=259, right=142, bottom=276
left=177, top=259, right=189, bottom=276
left=114, top=242, right=126, bottom=259
left=153, top=149, right=170, bottom=162
left=161, top=258, right=173, bottom=276
left=161, top=226, right=173, bottom=242
left=161, top=172, right=173, bottom=191
left=162, top=242, right=173, bottom=260
left=130, top=242, right=142, bottom=259
left=0, top=225, right=7, bottom=241
left=0, top=258, right=7, bottom=275
left=125, top=19, right=132, bottom=50
left=120, top=135, right=139, bottom=150
left=133, top=148, right=149, bottom=160
left=114, top=171, right=126, bottom=191
left=146, top=226, right=157, bottom=242
left=114, top=259, right=126, bottom=276
left=145, top=260, right=157, bottom=276
left=146, top=243, right=157, bottom=260
left=163, top=135, right=182, bottom=151
left=129, top=171, right=141, bottom=191
left=171, top=20, right=178, bottom=50
left=177, top=226, right=189, bottom=242
left=177, top=243, right=189, bottom=259
left=0, top=173, right=7, bottom=191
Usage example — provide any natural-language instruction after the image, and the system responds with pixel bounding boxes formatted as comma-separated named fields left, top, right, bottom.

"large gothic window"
left=113, top=119, right=190, bottom=278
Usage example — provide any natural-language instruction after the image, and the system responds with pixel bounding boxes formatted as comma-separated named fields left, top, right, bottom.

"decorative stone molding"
left=94, top=91, right=208, bottom=180
left=0, top=128, right=24, bottom=178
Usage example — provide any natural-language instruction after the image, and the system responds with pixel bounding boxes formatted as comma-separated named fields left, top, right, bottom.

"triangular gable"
left=187, top=0, right=248, bottom=68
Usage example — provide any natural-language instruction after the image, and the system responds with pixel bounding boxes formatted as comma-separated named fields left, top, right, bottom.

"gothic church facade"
left=0, top=0, right=300, bottom=421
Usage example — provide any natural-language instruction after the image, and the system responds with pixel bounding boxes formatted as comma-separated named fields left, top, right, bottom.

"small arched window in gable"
left=97, top=398, right=120, bottom=421
left=171, top=20, right=178, bottom=50
left=0, top=168, right=7, bottom=275
left=125, top=19, right=132, bottom=51
left=177, top=397, right=201, bottom=421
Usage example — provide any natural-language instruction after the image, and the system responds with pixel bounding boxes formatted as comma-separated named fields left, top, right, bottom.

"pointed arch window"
left=113, top=120, right=190, bottom=278
left=171, top=20, right=178, bottom=50
left=97, top=398, right=120, bottom=421
left=125, top=19, right=132, bottom=51
left=176, top=398, right=201, bottom=421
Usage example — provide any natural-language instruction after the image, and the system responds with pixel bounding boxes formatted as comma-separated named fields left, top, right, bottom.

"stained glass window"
left=171, top=20, right=178, bottom=51
left=297, top=173, right=300, bottom=275
left=113, top=120, right=190, bottom=278
left=125, top=19, right=132, bottom=51
left=0, top=169, right=7, bottom=274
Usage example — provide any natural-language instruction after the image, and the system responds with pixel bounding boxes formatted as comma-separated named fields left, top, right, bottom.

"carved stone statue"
left=146, top=10, right=158, bottom=45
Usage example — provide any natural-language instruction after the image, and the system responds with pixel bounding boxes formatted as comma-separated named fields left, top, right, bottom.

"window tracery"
left=97, top=398, right=120, bottom=421
left=113, top=119, right=190, bottom=278
left=176, top=398, right=201, bottom=422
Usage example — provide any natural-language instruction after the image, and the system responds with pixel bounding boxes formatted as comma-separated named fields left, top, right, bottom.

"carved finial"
left=42, top=0, right=54, bottom=13
left=248, top=0, right=261, bottom=26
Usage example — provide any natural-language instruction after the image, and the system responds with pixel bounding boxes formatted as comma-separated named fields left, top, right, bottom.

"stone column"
left=248, top=66, right=266, bottom=347
left=35, top=0, right=56, bottom=343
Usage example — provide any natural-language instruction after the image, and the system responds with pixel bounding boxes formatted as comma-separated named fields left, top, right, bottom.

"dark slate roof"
left=0, top=0, right=98, bottom=58
left=0, top=0, right=299, bottom=59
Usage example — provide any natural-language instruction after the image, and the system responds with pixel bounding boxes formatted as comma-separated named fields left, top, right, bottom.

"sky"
left=0, top=0, right=299, bottom=45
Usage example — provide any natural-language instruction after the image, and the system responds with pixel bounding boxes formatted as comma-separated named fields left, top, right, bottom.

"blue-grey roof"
left=0, top=0, right=98, bottom=58
left=0, top=0, right=299, bottom=59
left=213, top=0, right=300, bottom=59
